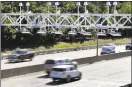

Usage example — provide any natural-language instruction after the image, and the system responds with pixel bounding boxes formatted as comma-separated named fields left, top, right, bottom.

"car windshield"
left=65, top=59, right=72, bottom=63
left=104, top=44, right=111, bottom=46
left=52, top=68, right=66, bottom=71
left=102, top=47, right=111, bottom=51
left=45, top=60, right=55, bottom=64
left=12, top=50, right=27, bottom=54
left=57, top=60, right=64, bottom=64
left=57, top=59, right=71, bottom=64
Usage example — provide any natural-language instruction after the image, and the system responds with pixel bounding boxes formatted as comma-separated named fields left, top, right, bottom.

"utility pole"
left=0, top=1, right=1, bottom=55
left=96, top=28, right=99, bottom=56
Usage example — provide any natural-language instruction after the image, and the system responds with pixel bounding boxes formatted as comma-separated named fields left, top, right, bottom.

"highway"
left=1, top=56, right=131, bottom=87
left=1, top=45, right=127, bottom=70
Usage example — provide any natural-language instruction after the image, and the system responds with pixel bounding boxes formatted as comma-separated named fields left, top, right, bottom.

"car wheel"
left=66, top=76, right=71, bottom=82
left=112, top=51, right=115, bottom=53
left=20, top=59, right=24, bottom=62
left=78, top=73, right=82, bottom=80
left=52, top=78, right=57, bottom=82
left=8, top=60, right=12, bottom=63
left=46, top=71, right=50, bottom=75
left=18, top=57, right=24, bottom=62
left=29, top=58, right=33, bottom=61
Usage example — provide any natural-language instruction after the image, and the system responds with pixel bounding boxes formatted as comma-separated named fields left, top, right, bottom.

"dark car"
left=126, top=43, right=132, bottom=50
left=101, top=46, right=115, bottom=55
left=7, top=49, right=35, bottom=63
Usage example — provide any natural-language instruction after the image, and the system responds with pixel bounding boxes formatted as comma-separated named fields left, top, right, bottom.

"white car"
left=50, top=65, right=82, bottom=82
left=44, top=58, right=78, bottom=74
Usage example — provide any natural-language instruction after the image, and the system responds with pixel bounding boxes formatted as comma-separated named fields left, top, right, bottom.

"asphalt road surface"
left=1, top=45, right=127, bottom=70
left=1, top=56, right=131, bottom=87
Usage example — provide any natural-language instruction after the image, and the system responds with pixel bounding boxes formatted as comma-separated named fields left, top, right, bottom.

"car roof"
left=102, top=46, right=111, bottom=48
left=15, top=49, right=28, bottom=51
left=103, top=43, right=115, bottom=46
left=102, top=46, right=114, bottom=49
left=53, top=65, right=75, bottom=68
left=47, top=58, right=72, bottom=61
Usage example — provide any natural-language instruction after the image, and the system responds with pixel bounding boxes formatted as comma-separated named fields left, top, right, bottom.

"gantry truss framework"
left=1, top=13, right=132, bottom=34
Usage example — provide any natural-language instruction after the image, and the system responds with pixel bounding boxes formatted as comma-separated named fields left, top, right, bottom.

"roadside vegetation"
left=1, top=38, right=130, bottom=54
left=1, top=2, right=131, bottom=54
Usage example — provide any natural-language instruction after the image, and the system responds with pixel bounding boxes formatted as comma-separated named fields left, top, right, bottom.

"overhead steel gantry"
left=1, top=13, right=132, bottom=27
left=1, top=2, right=132, bottom=36
left=1, top=13, right=131, bottom=28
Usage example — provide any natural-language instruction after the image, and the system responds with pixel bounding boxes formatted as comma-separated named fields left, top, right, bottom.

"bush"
left=1, top=38, right=130, bottom=54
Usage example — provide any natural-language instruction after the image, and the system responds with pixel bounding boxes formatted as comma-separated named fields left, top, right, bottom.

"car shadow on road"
left=37, top=75, right=49, bottom=79
left=5, top=60, right=31, bottom=64
left=46, top=79, right=79, bottom=86
left=5, top=61, right=25, bottom=64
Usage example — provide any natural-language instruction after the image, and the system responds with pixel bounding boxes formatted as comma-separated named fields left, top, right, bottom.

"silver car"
left=44, top=58, right=78, bottom=75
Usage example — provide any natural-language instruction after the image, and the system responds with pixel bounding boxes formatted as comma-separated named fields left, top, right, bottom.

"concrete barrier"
left=74, top=51, right=131, bottom=65
left=1, top=51, right=131, bottom=79
left=1, top=64, right=44, bottom=79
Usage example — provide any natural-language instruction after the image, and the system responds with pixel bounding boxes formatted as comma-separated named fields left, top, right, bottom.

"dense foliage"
left=1, top=1, right=131, bottom=13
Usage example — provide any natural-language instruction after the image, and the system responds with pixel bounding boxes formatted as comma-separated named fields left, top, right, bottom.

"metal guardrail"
left=35, top=42, right=128, bottom=55
left=1, top=42, right=128, bottom=60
